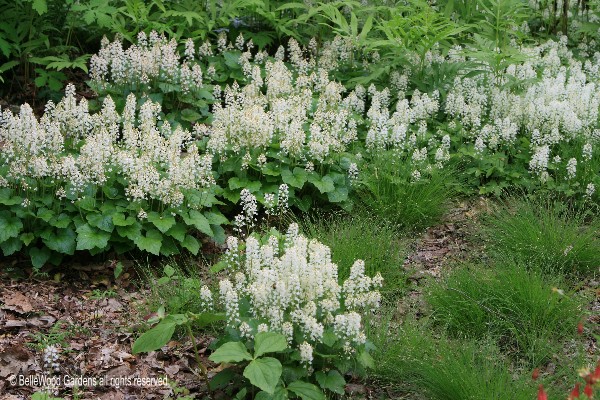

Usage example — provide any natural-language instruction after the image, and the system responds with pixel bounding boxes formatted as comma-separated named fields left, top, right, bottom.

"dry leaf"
left=2, top=291, right=33, bottom=313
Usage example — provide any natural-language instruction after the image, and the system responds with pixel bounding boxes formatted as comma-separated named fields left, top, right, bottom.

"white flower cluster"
left=204, top=58, right=360, bottom=163
left=90, top=32, right=204, bottom=92
left=444, top=38, right=600, bottom=188
left=0, top=85, right=214, bottom=207
left=90, top=33, right=362, bottom=165
left=215, top=224, right=382, bottom=368
left=42, top=345, right=60, bottom=372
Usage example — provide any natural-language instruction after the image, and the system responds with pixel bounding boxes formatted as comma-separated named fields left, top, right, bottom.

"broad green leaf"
left=166, top=223, right=187, bottom=241
left=86, top=213, right=114, bottom=232
left=159, top=237, right=179, bottom=256
left=134, top=229, right=163, bottom=255
left=209, top=342, right=253, bottom=363
left=256, top=388, right=288, bottom=400
left=1, top=237, right=22, bottom=256
left=132, top=318, right=177, bottom=354
left=321, top=330, right=338, bottom=347
left=209, top=369, right=236, bottom=390
left=243, top=357, right=282, bottom=394
left=327, top=186, right=348, bottom=203
left=254, top=332, right=288, bottom=358
left=147, top=212, right=176, bottom=233
left=31, top=0, right=48, bottom=14
left=76, top=224, right=110, bottom=250
left=0, top=189, right=21, bottom=205
left=36, top=207, right=54, bottom=222
left=358, top=350, right=374, bottom=369
left=43, top=228, right=76, bottom=255
left=308, top=175, right=335, bottom=194
left=116, top=222, right=142, bottom=240
left=193, top=312, right=225, bottom=327
left=49, top=213, right=71, bottom=228
left=281, top=168, right=307, bottom=189
left=315, top=370, right=345, bottom=395
left=229, top=177, right=262, bottom=192
left=287, top=381, right=325, bottom=400
left=204, top=211, right=228, bottom=225
left=0, top=212, right=23, bottom=243
left=112, top=213, right=136, bottom=226
left=182, top=235, right=200, bottom=255
left=183, top=210, right=213, bottom=237
left=180, top=108, right=202, bottom=122
left=29, top=246, right=51, bottom=269
left=20, top=232, right=35, bottom=246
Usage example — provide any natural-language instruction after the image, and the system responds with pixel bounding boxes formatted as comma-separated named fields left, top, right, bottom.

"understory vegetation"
left=1, top=0, right=599, bottom=399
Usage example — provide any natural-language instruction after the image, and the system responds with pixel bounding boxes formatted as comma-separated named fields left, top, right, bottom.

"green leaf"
left=254, top=332, right=288, bottom=358
left=86, top=213, right=114, bottom=232
left=180, top=108, right=202, bottom=122
left=209, top=369, right=236, bottom=390
left=287, top=381, right=325, bottom=400
left=29, top=246, right=51, bottom=269
left=49, top=213, right=71, bottom=228
left=36, top=207, right=54, bottom=222
left=183, top=210, right=213, bottom=237
left=76, top=224, right=111, bottom=251
left=112, top=213, right=136, bottom=226
left=204, top=211, right=228, bottom=226
left=281, top=168, right=307, bottom=189
left=229, top=177, right=262, bottom=193
left=0, top=212, right=23, bottom=243
left=43, top=228, right=76, bottom=255
left=132, top=317, right=178, bottom=354
left=256, top=388, right=289, bottom=400
left=1, top=237, right=22, bottom=256
left=308, top=175, right=335, bottom=194
left=31, top=0, right=48, bottom=15
left=116, top=222, right=142, bottom=240
left=134, top=229, right=163, bottom=255
left=327, top=186, right=348, bottom=203
left=0, top=189, right=21, bottom=205
left=243, top=357, right=282, bottom=394
left=114, top=262, right=124, bottom=279
left=209, top=342, right=253, bottom=363
left=321, top=330, right=338, bottom=347
left=20, top=232, right=35, bottom=246
left=147, top=212, right=176, bottom=233
left=165, top=223, right=187, bottom=241
left=182, top=235, right=200, bottom=255
left=315, top=370, right=345, bottom=395
left=358, top=349, right=374, bottom=369
left=193, top=312, right=225, bottom=327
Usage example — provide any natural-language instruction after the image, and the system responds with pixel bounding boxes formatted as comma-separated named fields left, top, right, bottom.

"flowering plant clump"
left=0, top=84, right=225, bottom=268
left=206, top=223, right=382, bottom=397
left=89, top=31, right=363, bottom=212
left=132, top=224, right=382, bottom=398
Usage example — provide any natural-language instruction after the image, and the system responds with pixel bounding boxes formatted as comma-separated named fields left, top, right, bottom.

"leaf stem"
left=185, top=322, right=212, bottom=397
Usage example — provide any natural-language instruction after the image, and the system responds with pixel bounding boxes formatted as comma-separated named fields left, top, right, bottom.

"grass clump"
left=358, top=151, right=458, bottom=232
left=373, top=322, right=533, bottom=400
left=479, top=196, right=600, bottom=276
left=427, top=262, right=584, bottom=365
left=300, top=211, right=407, bottom=299
left=139, top=262, right=208, bottom=317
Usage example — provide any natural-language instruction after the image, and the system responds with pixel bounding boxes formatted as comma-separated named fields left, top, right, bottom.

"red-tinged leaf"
left=538, top=385, right=548, bottom=400
left=578, top=322, right=584, bottom=335
left=593, top=362, right=600, bottom=382
left=583, top=383, right=593, bottom=398
left=569, top=383, right=580, bottom=400
left=144, top=312, right=158, bottom=321
left=532, top=368, right=539, bottom=381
